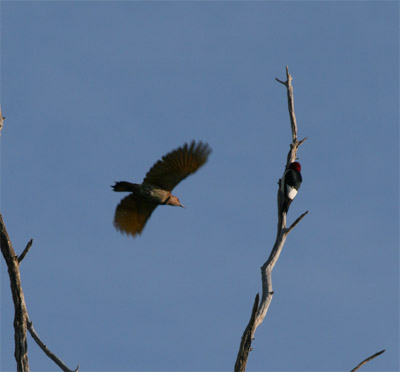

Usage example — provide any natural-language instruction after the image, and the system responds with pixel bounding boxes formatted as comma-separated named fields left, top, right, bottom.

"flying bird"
left=112, top=140, right=212, bottom=237
left=280, top=161, right=302, bottom=214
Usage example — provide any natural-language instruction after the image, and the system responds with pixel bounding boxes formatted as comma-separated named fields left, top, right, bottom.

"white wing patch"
left=287, top=186, right=298, bottom=200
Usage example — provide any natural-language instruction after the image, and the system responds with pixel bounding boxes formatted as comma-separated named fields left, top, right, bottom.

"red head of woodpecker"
left=280, top=161, right=302, bottom=214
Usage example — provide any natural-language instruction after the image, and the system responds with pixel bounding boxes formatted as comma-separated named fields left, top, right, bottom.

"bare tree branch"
left=27, top=318, right=79, bottom=372
left=18, top=239, right=33, bottom=264
left=234, top=66, right=307, bottom=371
left=1, top=213, right=30, bottom=372
left=298, top=137, right=308, bottom=147
left=349, top=349, right=385, bottom=372
left=286, top=211, right=309, bottom=234
left=235, top=66, right=385, bottom=372
left=234, top=294, right=260, bottom=372
left=275, top=66, right=298, bottom=143
left=1, top=213, right=78, bottom=372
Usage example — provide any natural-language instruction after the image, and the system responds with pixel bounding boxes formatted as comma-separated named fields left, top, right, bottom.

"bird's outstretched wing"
left=143, top=141, right=211, bottom=191
left=113, top=194, right=158, bottom=237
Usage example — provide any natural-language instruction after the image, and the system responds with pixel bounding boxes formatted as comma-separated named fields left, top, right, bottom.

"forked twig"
left=1, top=213, right=29, bottom=372
left=1, top=213, right=79, bottom=372
left=276, top=66, right=298, bottom=142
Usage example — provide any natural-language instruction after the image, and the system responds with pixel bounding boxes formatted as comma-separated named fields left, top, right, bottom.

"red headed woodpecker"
left=280, top=161, right=302, bottom=214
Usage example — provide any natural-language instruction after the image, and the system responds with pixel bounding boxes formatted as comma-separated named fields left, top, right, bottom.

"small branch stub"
left=18, top=239, right=33, bottom=264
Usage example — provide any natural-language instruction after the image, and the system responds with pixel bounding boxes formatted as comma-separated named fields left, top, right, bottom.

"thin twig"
left=27, top=318, right=79, bottom=372
left=286, top=211, right=309, bottom=234
left=349, top=349, right=385, bottom=372
left=275, top=77, right=287, bottom=86
left=18, top=239, right=33, bottom=264
left=298, top=137, right=308, bottom=147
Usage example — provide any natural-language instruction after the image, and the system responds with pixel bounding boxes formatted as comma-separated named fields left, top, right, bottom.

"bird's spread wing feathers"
left=143, top=141, right=211, bottom=191
left=113, top=194, right=158, bottom=237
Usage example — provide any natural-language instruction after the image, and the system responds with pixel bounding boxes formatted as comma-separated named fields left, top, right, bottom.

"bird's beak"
left=179, top=203, right=185, bottom=208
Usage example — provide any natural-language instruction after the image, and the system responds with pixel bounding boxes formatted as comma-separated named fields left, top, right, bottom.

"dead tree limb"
left=1, top=214, right=30, bottom=372
left=234, top=66, right=307, bottom=372
left=234, top=294, right=259, bottom=372
left=349, top=349, right=386, bottom=372
left=26, top=318, right=79, bottom=372
left=1, top=213, right=78, bottom=372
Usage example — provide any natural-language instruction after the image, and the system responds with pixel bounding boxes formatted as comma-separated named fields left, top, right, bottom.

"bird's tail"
left=112, top=181, right=139, bottom=192
left=281, top=198, right=293, bottom=214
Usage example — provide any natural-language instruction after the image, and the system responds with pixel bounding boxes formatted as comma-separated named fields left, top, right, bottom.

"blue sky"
left=1, top=1, right=398, bottom=371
